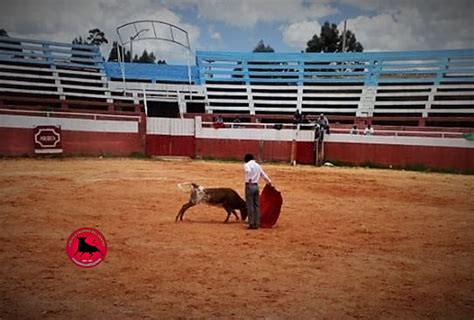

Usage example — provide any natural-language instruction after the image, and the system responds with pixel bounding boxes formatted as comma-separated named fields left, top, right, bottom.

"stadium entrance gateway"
left=34, top=125, right=63, bottom=154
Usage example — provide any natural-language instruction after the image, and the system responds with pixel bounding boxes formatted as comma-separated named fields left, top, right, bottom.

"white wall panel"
left=0, top=115, right=138, bottom=133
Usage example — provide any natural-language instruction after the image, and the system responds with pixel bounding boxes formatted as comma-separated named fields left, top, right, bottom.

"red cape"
left=260, top=184, right=283, bottom=228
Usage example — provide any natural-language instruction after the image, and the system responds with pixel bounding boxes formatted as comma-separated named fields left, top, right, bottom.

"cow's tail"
left=177, top=182, right=199, bottom=193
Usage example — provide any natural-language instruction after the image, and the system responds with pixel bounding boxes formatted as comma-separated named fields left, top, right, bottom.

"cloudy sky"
left=1, top=0, right=473, bottom=63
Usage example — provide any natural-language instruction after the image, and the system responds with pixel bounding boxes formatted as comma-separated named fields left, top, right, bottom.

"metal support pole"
left=142, top=84, right=148, bottom=116
left=130, top=37, right=133, bottom=63
left=290, top=123, right=300, bottom=166
left=118, top=43, right=127, bottom=93
left=342, top=20, right=347, bottom=52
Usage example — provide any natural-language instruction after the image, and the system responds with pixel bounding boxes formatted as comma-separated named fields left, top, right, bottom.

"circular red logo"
left=66, top=227, right=107, bottom=268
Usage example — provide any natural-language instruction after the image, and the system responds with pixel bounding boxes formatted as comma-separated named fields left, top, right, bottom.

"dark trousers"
left=245, top=183, right=260, bottom=228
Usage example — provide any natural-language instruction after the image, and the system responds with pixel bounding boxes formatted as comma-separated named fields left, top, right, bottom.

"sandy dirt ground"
left=0, top=158, right=473, bottom=319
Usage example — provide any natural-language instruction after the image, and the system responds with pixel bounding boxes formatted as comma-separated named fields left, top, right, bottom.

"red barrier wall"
left=146, top=135, right=472, bottom=171
left=194, top=139, right=314, bottom=164
left=0, top=127, right=34, bottom=156
left=296, top=142, right=315, bottom=164
left=196, top=139, right=298, bottom=162
left=2, top=123, right=472, bottom=172
left=146, top=136, right=306, bottom=162
left=62, top=131, right=142, bottom=156
left=0, top=127, right=143, bottom=156
left=146, top=135, right=195, bottom=157
left=195, top=139, right=295, bottom=162
left=325, top=142, right=474, bottom=171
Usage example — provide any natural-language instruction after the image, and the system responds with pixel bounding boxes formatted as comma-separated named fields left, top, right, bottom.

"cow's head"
left=240, top=206, right=248, bottom=221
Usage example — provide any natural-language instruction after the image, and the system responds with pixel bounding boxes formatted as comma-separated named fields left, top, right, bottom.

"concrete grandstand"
left=0, top=36, right=473, bottom=171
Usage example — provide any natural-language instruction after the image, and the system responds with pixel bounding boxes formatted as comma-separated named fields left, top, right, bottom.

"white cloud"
left=280, top=20, right=321, bottom=49
left=281, top=0, right=474, bottom=52
left=0, top=0, right=201, bottom=63
left=1, top=0, right=472, bottom=57
left=210, top=32, right=221, bottom=40
left=343, top=4, right=474, bottom=51
left=167, top=0, right=336, bottom=27
left=341, top=12, right=420, bottom=51
left=208, top=26, right=221, bottom=41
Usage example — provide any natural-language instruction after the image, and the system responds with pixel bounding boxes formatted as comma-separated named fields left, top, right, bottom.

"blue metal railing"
left=0, top=36, right=103, bottom=70
left=104, top=62, right=199, bottom=83
left=1, top=36, right=473, bottom=87
left=196, top=49, right=474, bottom=86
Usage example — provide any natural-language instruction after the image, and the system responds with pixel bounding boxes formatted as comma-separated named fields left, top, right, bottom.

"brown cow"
left=176, top=183, right=248, bottom=223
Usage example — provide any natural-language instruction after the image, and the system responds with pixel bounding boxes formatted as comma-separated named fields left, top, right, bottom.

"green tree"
left=108, top=43, right=166, bottom=64
left=71, top=32, right=100, bottom=65
left=253, top=39, right=274, bottom=52
left=72, top=28, right=108, bottom=46
left=108, top=41, right=132, bottom=62
left=72, top=36, right=86, bottom=45
left=87, top=28, right=108, bottom=46
left=342, top=30, right=363, bottom=52
left=306, top=21, right=363, bottom=53
left=137, top=50, right=155, bottom=63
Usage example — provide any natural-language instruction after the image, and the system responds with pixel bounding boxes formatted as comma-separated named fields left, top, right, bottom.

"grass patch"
left=360, top=161, right=389, bottom=170
left=405, top=163, right=430, bottom=172
left=323, top=159, right=354, bottom=167
left=129, top=152, right=147, bottom=159
left=200, top=155, right=241, bottom=162
left=325, top=159, right=471, bottom=175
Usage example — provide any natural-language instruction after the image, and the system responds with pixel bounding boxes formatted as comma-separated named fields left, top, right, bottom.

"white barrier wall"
left=147, top=117, right=195, bottom=136
left=0, top=114, right=139, bottom=133
left=325, top=134, right=474, bottom=149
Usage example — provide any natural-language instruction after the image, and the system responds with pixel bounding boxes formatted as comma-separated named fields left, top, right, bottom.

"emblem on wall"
left=34, top=125, right=63, bottom=154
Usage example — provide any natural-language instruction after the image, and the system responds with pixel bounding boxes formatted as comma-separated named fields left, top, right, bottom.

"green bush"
left=129, top=152, right=147, bottom=159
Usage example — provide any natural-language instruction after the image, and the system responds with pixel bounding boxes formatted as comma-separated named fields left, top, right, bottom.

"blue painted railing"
left=196, top=49, right=474, bottom=85
left=1, top=36, right=473, bottom=88
left=104, top=62, right=199, bottom=83
left=0, top=36, right=103, bottom=70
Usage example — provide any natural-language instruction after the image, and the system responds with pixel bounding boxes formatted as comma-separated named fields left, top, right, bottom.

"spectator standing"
left=318, top=113, right=330, bottom=134
left=293, top=110, right=302, bottom=124
left=213, top=115, right=225, bottom=129
left=233, top=116, right=241, bottom=128
left=364, top=124, right=374, bottom=135
left=350, top=125, right=359, bottom=135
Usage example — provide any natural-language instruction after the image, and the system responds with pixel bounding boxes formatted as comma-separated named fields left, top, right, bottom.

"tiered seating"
left=0, top=36, right=472, bottom=128
left=196, top=49, right=474, bottom=127
left=0, top=36, right=139, bottom=114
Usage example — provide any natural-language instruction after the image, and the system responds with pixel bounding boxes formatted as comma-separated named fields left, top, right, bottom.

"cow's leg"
left=223, top=206, right=233, bottom=223
left=176, top=201, right=195, bottom=222
left=231, top=209, right=240, bottom=221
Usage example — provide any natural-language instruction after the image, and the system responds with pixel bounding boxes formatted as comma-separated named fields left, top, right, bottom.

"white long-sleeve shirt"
left=244, top=160, right=271, bottom=184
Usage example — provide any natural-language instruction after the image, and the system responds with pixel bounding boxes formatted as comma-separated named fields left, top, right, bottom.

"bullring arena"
left=0, top=158, right=473, bottom=319
left=0, top=20, right=473, bottom=319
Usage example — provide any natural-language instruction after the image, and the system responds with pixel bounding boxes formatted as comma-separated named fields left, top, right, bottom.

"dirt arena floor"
left=0, top=158, right=473, bottom=319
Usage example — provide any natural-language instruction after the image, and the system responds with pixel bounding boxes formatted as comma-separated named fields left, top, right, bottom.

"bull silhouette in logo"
left=74, top=237, right=103, bottom=257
